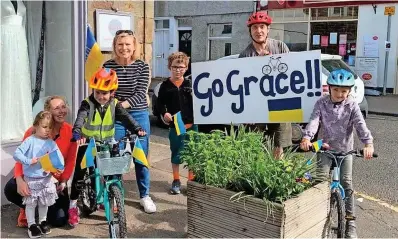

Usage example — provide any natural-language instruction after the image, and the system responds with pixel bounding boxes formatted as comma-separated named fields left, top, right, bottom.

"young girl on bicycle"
left=69, top=67, right=147, bottom=227
left=300, top=69, right=374, bottom=238
left=13, top=111, right=64, bottom=238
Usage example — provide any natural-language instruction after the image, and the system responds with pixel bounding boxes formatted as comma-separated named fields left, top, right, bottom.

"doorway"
left=178, top=30, right=192, bottom=77
left=153, top=29, right=170, bottom=78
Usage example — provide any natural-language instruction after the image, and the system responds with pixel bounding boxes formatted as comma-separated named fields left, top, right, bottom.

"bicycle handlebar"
left=291, top=144, right=378, bottom=158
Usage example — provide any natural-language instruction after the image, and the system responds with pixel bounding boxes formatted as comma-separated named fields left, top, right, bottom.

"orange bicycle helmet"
left=247, top=11, right=272, bottom=27
left=89, top=68, right=118, bottom=91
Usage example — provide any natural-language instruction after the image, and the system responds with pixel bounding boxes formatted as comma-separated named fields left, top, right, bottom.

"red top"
left=14, top=122, right=77, bottom=182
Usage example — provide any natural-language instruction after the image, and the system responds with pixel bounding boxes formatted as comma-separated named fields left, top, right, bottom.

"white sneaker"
left=140, top=196, right=156, bottom=213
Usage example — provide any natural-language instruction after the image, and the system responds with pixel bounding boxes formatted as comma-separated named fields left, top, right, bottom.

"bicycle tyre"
left=108, top=184, right=127, bottom=238
left=278, top=63, right=288, bottom=73
left=78, top=171, right=97, bottom=216
left=262, top=65, right=272, bottom=75
left=326, top=191, right=345, bottom=238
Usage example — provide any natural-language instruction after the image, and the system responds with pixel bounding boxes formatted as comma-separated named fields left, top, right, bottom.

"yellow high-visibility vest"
left=81, top=98, right=118, bottom=141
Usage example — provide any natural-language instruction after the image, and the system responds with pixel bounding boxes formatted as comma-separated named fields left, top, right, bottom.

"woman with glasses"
left=102, top=30, right=156, bottom=214
left=4, top=95, right=77, bottom=228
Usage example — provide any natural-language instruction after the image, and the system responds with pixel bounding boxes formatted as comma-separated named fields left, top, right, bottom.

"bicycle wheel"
left=108, top=184, right=127, bottom=238
left=78, top=170, right=97, bottom=216
left=262, top=65, right=272, bottom=75
left=325, top=191, right=345, bottom=238
left=278, top=63, right=288, bottom=73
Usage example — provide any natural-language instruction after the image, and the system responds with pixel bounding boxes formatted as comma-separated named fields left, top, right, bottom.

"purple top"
left=303, top=95, right=373, bottom=152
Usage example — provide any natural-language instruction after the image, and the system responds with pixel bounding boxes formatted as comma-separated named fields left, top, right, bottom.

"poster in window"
left=330, top=32, right=338, bottom=45
left=321, top=36, right=328, bottom=47
left=312, top=35, right=320, bottom=45
left=363, top=35, right=379, bottom=57
left=339, top=44, right=346, bottom=56
left=356, top=57, right=378, bottom=87
left=339, top=34, right=347, bottom=44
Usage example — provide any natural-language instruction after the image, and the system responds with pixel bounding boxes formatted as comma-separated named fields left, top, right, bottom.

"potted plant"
left=182, top=126, right=330, bottom=238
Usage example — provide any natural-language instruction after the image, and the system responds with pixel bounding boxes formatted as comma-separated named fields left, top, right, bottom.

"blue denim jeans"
left=115, top=109, right=150, bottom=198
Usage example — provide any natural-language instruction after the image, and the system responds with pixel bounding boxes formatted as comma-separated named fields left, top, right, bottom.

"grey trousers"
left=316, top=153, right=355, bottom=217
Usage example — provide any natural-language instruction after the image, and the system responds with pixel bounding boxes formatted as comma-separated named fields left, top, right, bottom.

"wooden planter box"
left=187, top=181, right=330, bottom=238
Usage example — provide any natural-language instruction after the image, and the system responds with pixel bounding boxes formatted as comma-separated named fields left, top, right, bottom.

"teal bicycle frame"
left=94, top=171, right=124, bottom=221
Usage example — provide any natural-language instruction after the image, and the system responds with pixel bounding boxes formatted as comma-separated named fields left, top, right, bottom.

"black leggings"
left=70, top=145, right=92, bottom=201
left=3, top=177, right=69, bottom=227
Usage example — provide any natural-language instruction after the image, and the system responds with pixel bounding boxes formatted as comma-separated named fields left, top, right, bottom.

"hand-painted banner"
left=191, top=50, right=322, bottom=124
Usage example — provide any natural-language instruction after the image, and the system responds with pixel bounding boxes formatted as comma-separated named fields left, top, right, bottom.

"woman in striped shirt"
left=103, top=30, right=156, bottom=214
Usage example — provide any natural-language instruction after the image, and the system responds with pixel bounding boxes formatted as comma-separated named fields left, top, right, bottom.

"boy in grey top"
left=239, top=11, right=292, bottom=157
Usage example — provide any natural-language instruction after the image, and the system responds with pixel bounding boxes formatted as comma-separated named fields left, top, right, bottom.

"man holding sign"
left=239, top=11, right=292, bottom=157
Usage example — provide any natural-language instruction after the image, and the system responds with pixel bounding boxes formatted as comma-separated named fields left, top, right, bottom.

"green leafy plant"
left=181, top=125, right=316, bottom=203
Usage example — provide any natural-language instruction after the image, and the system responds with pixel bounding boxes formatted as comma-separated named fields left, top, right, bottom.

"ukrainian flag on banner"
left=81, top=138, right=96, bottom=169
left=39, top=149, right=64, bottom=173
left=267, top=97, right=304, bottom=122
left=132, top=138, right=149, bottom=168
left=312, top=139, right=323, bottom=152
left=173, top=111, right=186, bottom=136
left=85, top=25, right=104, bottom=82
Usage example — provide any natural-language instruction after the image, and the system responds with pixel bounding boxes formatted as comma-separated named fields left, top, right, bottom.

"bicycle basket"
left=96, top=153, right=132, bottom=176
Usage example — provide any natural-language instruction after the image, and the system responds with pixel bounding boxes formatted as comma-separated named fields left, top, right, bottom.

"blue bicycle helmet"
left=327, top=69, right=355, bottom=87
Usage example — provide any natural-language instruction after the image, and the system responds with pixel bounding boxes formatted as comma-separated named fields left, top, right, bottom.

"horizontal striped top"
left=103, top=59, right=150, bottom=110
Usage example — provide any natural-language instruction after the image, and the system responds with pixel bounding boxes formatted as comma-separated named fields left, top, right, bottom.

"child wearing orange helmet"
left=68, top=67, right=146, bottom=227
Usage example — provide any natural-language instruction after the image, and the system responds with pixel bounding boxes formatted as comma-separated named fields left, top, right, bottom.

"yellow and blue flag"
left=39, top=149, right=64, bottom=173
left=267, top=97, right=304, bottom=123
left=132, top=138, right=149, bottom=168
left=81, top=138, right=96, bottom=169
left=312, top=139, right=323, bottom=152
left=85, top=25, right=104, bottom=82
left=173, top=111, right=186, bottom=136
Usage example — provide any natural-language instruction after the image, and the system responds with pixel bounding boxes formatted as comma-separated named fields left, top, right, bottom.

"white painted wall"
left=356, top=4, right=398, bottom=91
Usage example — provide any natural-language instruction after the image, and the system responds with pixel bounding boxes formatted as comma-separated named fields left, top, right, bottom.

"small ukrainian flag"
left=85, top=25, right=104, bottom=82
left=132, top=138, right=149, bottom=168
left=173, top=111, right=186, bottom=136
left=312, top=139, right=323, bottom=152
left=81, top=138, right=96, bottom=169
left=267, top=97, right=304, bottom=123
left=39, top=149, right=64, bottom=173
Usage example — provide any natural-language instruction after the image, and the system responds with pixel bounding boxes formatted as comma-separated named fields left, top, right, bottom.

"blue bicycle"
left=295, top=145, right=378, bottom=238
left=75, top=131, right=138, bottom=238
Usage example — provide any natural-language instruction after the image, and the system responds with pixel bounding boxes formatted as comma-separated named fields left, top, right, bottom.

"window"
left=269, top=8, right=310, bottom=22
left=207, top=23, right=233, bottom=60
left=311, top=6, right=358, bottom=20
left=209, top=23, right=232, bottom=38
left=224, top=43, right=232, bottom=56
left=1, top=1, right=74, bottom=141
left=310, top=21, right=358, bottom=65
left=155, top=19, right=170, bottom=29
left=269, top=23, right=308, bottom=52
left=222, top=25, right=232, bottom=34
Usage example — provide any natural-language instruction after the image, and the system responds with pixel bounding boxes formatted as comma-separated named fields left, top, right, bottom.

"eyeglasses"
left=171, top=66, right=187, bottom=71
left=116, top=30, right=134, bottom=36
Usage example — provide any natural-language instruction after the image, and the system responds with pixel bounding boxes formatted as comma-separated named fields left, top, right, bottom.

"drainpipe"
left=143, top=0, right=146, bottom=61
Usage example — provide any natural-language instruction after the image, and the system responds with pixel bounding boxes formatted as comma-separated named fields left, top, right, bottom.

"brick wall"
left=87, top=1, right=154, bottom=66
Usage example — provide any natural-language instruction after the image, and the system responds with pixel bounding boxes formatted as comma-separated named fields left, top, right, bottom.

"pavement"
left=367, top=95, right=398, bottom=117
left=2, top=136, right=398, bottom=238
left=1, top=142, right=190, bottom=238
left=0, top=80, right=396, bottom=238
